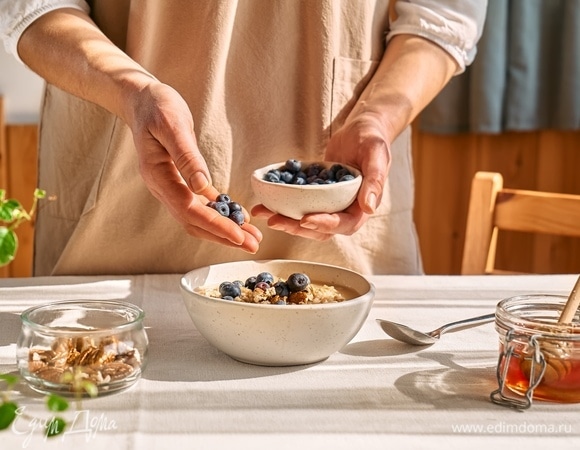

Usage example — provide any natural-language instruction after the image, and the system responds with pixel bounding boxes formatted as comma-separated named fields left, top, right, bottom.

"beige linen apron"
left=34, top=0, right=423, bottom=276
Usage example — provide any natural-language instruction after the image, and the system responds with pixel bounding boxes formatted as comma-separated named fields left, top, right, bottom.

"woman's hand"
left=252, top=34, right=457, bottom=241
left=127, top=81, right=263, bottom=252
left=251, top=112, right=390, bottom=240
left=18, top=8, right=262, bottom=253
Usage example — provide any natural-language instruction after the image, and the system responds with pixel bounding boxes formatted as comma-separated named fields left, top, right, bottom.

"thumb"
left=358, top=140, right=390, bottom=214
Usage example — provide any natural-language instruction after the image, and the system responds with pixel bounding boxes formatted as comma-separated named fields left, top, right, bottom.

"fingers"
left=129, top=82, right=263, bottom=250
left=357, top=139, right=390, bottom=215
left=251, top=203, right=367, bottom=239
left=183, top=215, right=263, bottom=253
left=135, top=83, right=214, bottom=196
left=140, top=145, right=262, bottom=250
left=170, top=134, right=213, bottom=195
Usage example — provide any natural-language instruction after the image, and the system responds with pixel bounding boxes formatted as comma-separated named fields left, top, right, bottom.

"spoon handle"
left=434, top=313, right=496, bottom=336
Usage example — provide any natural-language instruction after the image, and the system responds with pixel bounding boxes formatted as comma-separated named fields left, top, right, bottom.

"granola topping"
left=27, top=335, right=141, bottom=388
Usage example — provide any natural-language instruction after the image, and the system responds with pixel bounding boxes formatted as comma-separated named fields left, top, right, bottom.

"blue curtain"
left=419, top=0, right=580, bottom=134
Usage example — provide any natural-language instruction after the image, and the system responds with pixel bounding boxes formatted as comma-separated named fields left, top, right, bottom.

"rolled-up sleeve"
left=387, top=0, right=488, bottom=74
left=0, top=0, right=90, bottom=63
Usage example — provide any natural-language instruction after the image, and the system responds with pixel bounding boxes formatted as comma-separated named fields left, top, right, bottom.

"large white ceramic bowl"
left=251, top=161, right=362, bottom=220
left=180, top=260, right=375, bottom=366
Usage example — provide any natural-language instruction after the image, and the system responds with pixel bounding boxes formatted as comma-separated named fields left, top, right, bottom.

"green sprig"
left=0, top=188, right=46, bottom=267
left=0, top=373, right=70, bottom=437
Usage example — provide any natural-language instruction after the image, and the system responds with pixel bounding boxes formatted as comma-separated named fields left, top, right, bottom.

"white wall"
left=0, top=48, right=45, bottom=124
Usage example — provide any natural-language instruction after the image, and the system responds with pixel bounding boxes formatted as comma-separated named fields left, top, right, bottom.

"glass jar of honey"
left=491, top=294, right=580, bottom=409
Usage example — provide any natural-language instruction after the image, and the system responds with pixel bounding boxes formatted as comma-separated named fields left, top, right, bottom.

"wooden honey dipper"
left=559, top=275, right=580, bottom=324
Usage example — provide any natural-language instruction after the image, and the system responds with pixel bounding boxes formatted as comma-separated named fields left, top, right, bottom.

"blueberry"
left=275, top=299, right=287, bottom=305
left=212, top=201, right=230, bottom=217
left=263, top=170, right=281, bottom=182
left=273, top=281, right=290, bottom=297
left=254, top=281, right=271, bottom=291
left=318, top=168, right=335, bottom=181
left=219, top=281, right=241, bottom=298
left=305, top=163, right=323, bottom=178
left=229, top=210, right=245, bottom=226
left=279, top=170, right=294, bottom=183
left=335, top=168, right=351, bottom=180
left=261, top=160, right=354, bottom=186
left=256, top=272, right=274, bottom=285
left=287, top=273, right=310, bottom=292
left=293, top=171, right=307, bottom=182
left=216, top=194, right=231, bottom=203
left=284, top=159, right=302, bottom=173
left=228, top=202, right=242, bottom=212
left=330, top=164, right=344, bottom=175
left=222, top=296, right=234, bottom=301
left=245, top=276, right=257, bottom=290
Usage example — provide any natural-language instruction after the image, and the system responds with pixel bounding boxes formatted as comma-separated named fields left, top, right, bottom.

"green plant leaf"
left=0, top=373, right=19, bottom=388
left=33, top=189, right=46, bottom=199
left=0, top=402, right=18, bottom=430
left=0, top=228, right=18, bottom=267
left=45, top=416, right=66, bottom=437
left=46, top=394, right=69, bottom=412
left=0, top=199, right=22, bottom=222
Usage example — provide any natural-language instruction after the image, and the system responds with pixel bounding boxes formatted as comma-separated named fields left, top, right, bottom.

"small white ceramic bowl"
left=180, top=260, right=375, bottom=366
left=251, top=161, right=362, bottom=220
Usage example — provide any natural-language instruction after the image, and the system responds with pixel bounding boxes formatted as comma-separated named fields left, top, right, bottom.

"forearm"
left=17, top=8, right=155, bottom=124
left=349, top=34, right=457, bottom=143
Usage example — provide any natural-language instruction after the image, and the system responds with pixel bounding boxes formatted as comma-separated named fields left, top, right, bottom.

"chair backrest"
left=461, top=171, right=580, bottom=275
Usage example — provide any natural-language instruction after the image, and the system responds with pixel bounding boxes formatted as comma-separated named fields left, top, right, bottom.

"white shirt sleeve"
left=387, top=0, right=488, bottom=74
left=0, top=0, right=90, bottom=64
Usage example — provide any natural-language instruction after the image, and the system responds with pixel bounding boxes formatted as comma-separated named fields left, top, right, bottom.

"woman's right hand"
left=17, top=8, right=262, bottom=253
left=125, top=80, right=263, bottom=252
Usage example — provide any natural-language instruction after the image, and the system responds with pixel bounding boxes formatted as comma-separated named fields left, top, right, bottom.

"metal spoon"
left=376, top=313, right=496, bottom=346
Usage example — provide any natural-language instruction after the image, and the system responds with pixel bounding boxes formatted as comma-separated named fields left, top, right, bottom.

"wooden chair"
left=461, top=171, right=580, bottom=275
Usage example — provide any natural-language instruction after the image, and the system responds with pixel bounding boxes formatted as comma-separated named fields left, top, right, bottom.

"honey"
left=491, top=294, right=580, bottom=409
left=498, top=341, right=580, bottom=403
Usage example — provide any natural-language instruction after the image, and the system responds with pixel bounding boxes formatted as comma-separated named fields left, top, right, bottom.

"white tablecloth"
left=1, top=274, right=579, bottom=449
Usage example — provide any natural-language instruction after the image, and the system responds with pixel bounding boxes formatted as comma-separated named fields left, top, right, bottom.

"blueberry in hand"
left=228, top=202, right=242, bottom=213
left=229, top=210, right=245, bottom=226
left=211, top=201, right=230, bottom=217
left=216, top=194, right=231, bottom=203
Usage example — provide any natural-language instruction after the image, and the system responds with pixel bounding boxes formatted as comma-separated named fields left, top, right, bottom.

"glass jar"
left=491, top=294, right=580, bottom=409
left=17, top=300, right=148, bottom=396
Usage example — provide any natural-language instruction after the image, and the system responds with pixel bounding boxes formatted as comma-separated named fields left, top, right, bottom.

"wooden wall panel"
left=413, top=128, right=580, bottom=275
left=0, top=124, right=38, bottom=278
